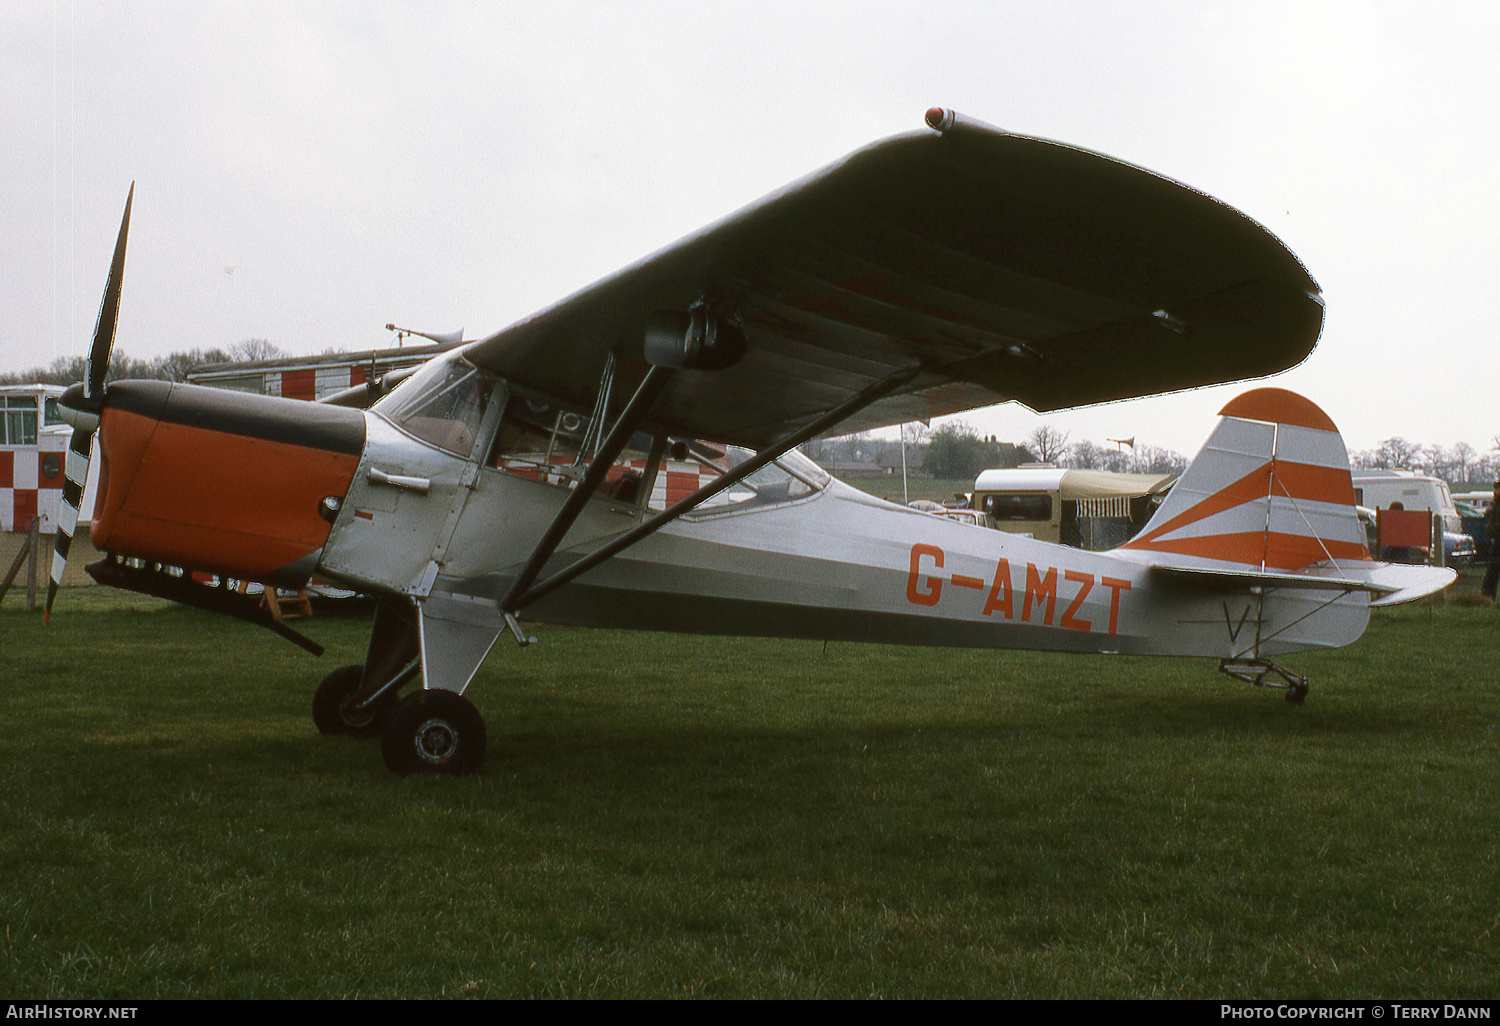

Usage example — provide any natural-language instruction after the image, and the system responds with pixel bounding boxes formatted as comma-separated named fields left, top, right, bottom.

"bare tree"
left=1446, top=441, right=1475, bottom=486
left=154, top=346, right=233, bottom=382
left=1129, top=444, right=1188, bottom=475
left=1069, top=439, right=1105, bottom=470
left=1372, top=437, right=1420, bottom=470
left=1100, top=446, right=1131, bottom=473
left=228, top=339, right=283, bottom=362
left=1026, top=424, right=1070, bottom=464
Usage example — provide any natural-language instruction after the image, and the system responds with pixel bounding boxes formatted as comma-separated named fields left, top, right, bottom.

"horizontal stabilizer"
left=1152, top=563, right=1399, bottom=595
left=1364, top=563, right=1458, bottom=607
left=1151, top=561, right=1454, bottom=607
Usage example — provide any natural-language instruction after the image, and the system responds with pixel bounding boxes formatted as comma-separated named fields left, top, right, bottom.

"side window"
left=982, top=493, right=1053, bottom=521
left=486, top=407, right=828, bottom=515
left=489, top=396, right=654, bottom=503
left=676, top=445, right=827, bottom=515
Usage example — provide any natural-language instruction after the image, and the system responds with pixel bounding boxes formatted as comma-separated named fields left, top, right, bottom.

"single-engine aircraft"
left=48, top=109, right=1453, bottom=775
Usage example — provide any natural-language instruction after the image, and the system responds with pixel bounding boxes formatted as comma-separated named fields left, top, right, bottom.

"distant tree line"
left=800, top=421, right=1191, bottom=481
left=0, top=340, right=282, bottom=387
left=806, top=420, right=1500, bottom=493
left=1350, top=438, right=1500, bottom=493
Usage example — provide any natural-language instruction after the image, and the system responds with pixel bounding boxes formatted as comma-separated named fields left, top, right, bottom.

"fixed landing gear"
left=313, top=662, right=486, bottom=775
left=316, top=597, right=486, bottom=774
left=1219, top=658, right=1309, bottom=703
left=380, top=689, right=487, bottom=776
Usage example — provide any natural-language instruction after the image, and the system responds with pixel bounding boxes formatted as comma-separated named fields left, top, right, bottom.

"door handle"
left=368, top=466, right=431, bottom=494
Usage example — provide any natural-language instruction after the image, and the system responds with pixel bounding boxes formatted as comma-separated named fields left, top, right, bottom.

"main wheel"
left=381, top=689, right=487, bottom=776
left=313, top=665, right=397, bottom=738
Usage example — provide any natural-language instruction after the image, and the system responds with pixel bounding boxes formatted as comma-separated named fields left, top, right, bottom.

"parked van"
left=1351, top=471, right=1460, bottom=532
left=969, top=466, right=1175, bottom=549
left=1350, top=470, right=1474, bottom=565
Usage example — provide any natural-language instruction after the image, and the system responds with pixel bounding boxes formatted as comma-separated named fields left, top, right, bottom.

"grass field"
left=2, top=574, right=1498, bottom=998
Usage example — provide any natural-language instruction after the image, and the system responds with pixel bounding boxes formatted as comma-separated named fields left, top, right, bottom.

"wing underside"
left=465, top=112, right=1324, bottom=449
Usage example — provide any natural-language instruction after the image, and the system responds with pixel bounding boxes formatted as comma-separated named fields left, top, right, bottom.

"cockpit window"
left=486, top=391, right=827, bottom=514
left=374, top=354, right=490, bottom=455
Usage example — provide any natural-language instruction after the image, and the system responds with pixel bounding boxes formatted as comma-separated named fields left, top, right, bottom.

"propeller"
left=45, top=183, right=134, bottom=621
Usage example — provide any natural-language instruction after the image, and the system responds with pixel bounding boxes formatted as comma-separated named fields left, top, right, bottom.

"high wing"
left=464, top=109, right=1324, bottom=449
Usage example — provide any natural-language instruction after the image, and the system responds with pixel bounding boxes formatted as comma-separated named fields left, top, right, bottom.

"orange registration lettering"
left=1061, top=570, right=1094, bottom=631
left=1023, top=563, right=1058, bottom=625
left=982, top=557, right=1014, bottom=618
left=906, top=544, right=944, bottom=606
left=1100, top=576, right=1132, bottom=635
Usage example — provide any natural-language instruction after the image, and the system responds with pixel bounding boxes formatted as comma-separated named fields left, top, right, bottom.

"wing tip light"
left=924, top=108, right=1004, bottom=136
left=925, top=107, right=955, bottom=132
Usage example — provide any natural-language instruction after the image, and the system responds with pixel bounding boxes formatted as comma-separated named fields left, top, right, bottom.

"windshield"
left=374, top=353, right=490, bottom=455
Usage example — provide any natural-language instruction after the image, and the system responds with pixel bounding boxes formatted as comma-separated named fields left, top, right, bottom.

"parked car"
left=907, top=500, right=997, bottom=530
left=1456, top=501, right=1491, bottom=563
left=1446, top=529, right=1478, bottom=567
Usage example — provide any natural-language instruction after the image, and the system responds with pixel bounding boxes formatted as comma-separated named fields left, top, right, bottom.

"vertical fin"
left=1120, top=388, right=1367, bottom=571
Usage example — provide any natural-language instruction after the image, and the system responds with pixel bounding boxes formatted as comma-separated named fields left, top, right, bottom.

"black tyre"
left=381, top=689, right=487, bottom=776
left=313, top=664, right=397, bottom=738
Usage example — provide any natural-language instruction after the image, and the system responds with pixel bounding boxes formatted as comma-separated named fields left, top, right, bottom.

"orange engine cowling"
left=90, top=381, right=365, bottom=584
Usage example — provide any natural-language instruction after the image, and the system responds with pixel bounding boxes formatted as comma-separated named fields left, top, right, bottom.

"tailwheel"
left=1219, top=658, right=1309, bottom=703
left=381, top=689, right=487, bottom=776
left=313, top=665, right=399, bottom=738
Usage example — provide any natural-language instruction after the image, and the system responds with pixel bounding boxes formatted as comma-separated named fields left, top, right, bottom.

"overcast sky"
left=4, top=1, right=1496, bottom=458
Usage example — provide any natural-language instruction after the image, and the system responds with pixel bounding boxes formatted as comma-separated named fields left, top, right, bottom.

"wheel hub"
left=339, top=695, right=378, bottom=730
left=414, top=717, right=460, bottom=764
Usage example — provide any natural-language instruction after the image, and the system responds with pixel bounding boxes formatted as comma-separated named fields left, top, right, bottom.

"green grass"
left=2, top=581, right=1498, bottom=998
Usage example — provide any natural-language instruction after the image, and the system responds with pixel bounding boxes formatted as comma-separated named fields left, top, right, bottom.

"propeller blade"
left=85, top=182, right=134, bottom=402
left=49, top=182, right=133, bottom=620
left=44, top=427, right=95, bottom=622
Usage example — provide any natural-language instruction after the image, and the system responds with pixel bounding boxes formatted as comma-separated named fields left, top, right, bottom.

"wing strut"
left=504, top=366, right=921, bottom=616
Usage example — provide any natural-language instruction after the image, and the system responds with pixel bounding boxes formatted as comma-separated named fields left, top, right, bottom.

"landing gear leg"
left=1219, top=658, right=1309, bottom=703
